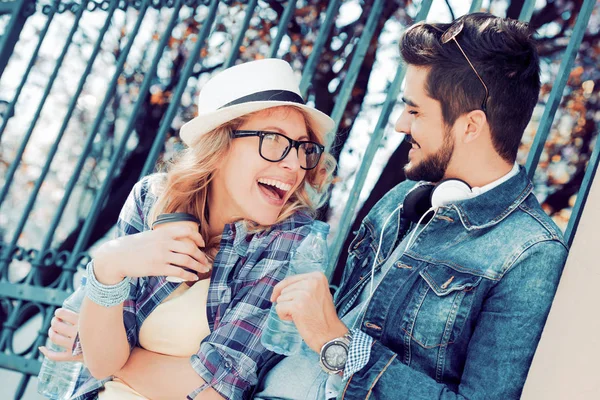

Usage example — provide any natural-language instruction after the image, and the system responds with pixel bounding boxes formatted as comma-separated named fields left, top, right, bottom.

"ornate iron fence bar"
left=0, top=0, right=87, bottom=207
left=140, top=0, right=219, bottom=177
left=62, top=0, right=192, bottom=277
left=327, top=0, right=434, bottom=277
left=327, top=0, right=386, bottom=143
left=26, top=0, right=152, bottom=290
left=525, top=0, right=595, bottom=177
left=0, top=0, right=33, bottom=78
left=299, top=0, right=343, bottom=97
left=223, top=0, right=258, bottom=68
left=469, top=0, right=483, bottom=13
left=0, top=1, right=118, bottom=291
left=518, top=0, right=536, bottom=22
left=0, top=0, right=57, bottom=142
left=269, top=0, right=296, bottom=57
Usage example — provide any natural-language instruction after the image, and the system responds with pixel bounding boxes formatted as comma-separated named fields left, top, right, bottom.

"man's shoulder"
left=367, top=180, right=418, bottom=219
left=476, top=192, right=569, bottom=278
left=508, top=192, right=567, bottom=249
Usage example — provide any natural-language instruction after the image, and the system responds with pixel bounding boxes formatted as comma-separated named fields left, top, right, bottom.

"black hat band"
left=219, top=90, right=305, bottom=109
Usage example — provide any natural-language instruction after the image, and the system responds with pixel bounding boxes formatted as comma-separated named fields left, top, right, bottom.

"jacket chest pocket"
left=403, top=264, right=481, bottom=350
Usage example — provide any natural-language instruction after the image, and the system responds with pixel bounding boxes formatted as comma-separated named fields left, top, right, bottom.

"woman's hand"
left=93, top=225, right=211, bottom=285
left=39, top=308, right=83, bottom=362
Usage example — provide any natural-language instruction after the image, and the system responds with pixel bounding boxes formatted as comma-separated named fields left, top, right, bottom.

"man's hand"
left=270, top=271, right=348, bottom=353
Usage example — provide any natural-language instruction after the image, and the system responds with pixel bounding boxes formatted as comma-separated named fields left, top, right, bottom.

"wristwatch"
left=319, top=331, right=353, bottom=375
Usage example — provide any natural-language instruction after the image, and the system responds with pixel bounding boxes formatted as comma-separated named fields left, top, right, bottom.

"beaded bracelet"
left=85, top=261, right=130, bottom=308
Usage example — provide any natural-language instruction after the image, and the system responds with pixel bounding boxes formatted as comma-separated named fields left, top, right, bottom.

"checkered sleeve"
left=342, top=329, right=373, bottom=381
left=114, top=178, right=149, bottom=351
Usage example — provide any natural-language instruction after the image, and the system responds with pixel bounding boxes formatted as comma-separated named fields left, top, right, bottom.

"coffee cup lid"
left=152, top=213, right=200, bottom=228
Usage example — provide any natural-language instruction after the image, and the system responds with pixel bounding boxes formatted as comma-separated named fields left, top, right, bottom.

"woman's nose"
left=279, top=148, right=302, bottom=171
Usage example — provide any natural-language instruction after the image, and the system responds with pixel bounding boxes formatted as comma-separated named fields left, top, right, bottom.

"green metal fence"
left=0, top=0, right=597, bottom=398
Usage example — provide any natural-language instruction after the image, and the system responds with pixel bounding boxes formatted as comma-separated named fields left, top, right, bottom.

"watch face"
left=324, top=343, right=347, bottom=370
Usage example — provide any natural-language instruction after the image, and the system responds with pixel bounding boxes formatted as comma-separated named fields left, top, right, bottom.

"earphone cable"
left=351, top=205, right=437, bottom=330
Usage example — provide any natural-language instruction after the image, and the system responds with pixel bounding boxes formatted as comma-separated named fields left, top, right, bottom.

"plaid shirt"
left=70, top=174, right=314, bottom=399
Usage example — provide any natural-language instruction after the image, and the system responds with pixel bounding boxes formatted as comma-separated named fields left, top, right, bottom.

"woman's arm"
left=77, top=179, right=209, bottom=379
left=115, top=347, right=224, bottom=400
left=79, top=227, right=208, bottom=379
left=79, top=294, right=130, bottom=379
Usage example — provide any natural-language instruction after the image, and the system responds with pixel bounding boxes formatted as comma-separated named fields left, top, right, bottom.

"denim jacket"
left=334, top=166, right=568, bottom=399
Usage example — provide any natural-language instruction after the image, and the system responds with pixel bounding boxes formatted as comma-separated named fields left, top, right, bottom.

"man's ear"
left=462, top=110, right=487, bottom=144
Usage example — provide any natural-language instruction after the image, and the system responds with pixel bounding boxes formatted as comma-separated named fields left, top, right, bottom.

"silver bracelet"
left=85, top=261, right=130, bottom=307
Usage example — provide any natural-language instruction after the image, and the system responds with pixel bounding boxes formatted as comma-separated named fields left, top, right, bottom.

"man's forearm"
left=115, top=347, right=224, bottom=400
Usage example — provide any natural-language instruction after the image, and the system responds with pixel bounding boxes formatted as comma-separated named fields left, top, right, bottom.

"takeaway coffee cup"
left=152, top=212, right=201, bottom=283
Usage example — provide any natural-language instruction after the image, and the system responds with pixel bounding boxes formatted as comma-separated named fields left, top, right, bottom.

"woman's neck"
left=206, top=184, right=229, bottom=238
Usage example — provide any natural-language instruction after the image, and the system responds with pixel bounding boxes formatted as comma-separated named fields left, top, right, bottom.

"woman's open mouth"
left=257, top=178, right=292, bottom=205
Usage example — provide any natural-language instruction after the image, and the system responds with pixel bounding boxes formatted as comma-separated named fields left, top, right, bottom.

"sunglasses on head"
left=440, top=20, right=489, bottom=113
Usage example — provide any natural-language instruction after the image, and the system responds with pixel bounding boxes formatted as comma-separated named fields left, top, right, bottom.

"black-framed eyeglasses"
left=441, top=20, right=489, bottom=113
left=232, top=130, right=325, bottom=170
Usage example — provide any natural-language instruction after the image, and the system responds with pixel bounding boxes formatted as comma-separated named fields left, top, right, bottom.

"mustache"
left=404, top=134, right=420, bottom=148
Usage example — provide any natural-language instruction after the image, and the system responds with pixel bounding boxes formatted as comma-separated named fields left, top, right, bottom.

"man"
left=255, top=13, right=568, bottom=399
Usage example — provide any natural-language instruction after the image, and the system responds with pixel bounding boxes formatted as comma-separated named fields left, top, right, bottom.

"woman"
left=39, top=58, right=335, bottom=400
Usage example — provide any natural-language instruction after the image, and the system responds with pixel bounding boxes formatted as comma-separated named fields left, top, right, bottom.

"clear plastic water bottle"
left=38, top=277, right=86, bottom=399
left=261, top=220, right=330, bottom=355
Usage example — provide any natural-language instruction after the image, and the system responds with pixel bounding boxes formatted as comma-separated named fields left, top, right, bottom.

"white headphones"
left=431, top=178, right=479, bottom=208
left=404, top=178, right=480, bottom=224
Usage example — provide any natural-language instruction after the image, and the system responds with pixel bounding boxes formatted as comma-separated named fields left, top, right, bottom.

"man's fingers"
left=39, top=346, right=83, bottom=362
left=271, top=271, right=326, bottom=302
left=274, top=302, right=294, bottom=322
left=275, top=287, right=307, bottom=304
left=54, top=308, right=78, bottom=325
left=271, top=273, right=314, bottom=301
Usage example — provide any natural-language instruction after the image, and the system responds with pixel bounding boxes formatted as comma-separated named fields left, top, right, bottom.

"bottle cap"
left=311, top=220, right=330, bottom=235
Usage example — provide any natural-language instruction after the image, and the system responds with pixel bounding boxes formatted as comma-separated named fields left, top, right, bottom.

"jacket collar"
left=451, top=165, right=533, bottom=230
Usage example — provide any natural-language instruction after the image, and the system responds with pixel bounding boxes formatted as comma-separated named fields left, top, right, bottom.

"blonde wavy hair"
left=149, top=106, right=336, bottom=262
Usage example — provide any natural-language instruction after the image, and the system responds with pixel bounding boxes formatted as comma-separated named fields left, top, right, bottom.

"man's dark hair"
left=400, top=13, right=540, bottom=163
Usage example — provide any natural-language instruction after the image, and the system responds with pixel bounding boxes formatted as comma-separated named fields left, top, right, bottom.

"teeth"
left=258, top=178, right=292, bottom=192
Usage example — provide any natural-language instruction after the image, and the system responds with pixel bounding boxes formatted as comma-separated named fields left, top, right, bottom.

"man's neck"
left=445, top=159, right=514, bottom=189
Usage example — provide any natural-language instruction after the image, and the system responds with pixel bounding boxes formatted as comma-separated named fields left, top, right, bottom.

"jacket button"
left=364, top=321, right=382, bottom=330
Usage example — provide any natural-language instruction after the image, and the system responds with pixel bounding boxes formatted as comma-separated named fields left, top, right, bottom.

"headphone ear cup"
left=403, top=184, right=435, bottom=224
left=430, top=179, right=473, bottom=208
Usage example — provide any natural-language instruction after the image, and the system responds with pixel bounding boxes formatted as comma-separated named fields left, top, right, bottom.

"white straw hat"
left=180, top=58, right=334, bottom=146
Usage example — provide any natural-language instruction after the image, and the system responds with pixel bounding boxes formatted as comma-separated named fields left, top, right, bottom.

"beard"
left=404, top=129, right=454, bottom=182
